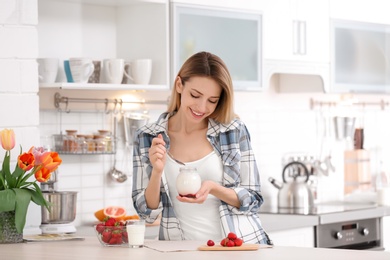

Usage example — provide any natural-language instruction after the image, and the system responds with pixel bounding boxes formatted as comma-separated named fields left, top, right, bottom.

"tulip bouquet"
left=0, top=129, right=62, bottom=234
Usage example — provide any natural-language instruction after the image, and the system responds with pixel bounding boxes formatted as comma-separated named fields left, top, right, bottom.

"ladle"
left=109, top=115, right=127, bottom=183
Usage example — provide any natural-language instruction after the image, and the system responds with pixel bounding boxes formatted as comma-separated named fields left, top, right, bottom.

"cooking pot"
left=41, top=191, right=77, bottom=224
left=269, top=161, right=314, bottom=209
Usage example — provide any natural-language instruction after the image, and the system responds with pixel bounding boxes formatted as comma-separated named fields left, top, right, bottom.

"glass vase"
left=0, top=211, right=23, bottom=244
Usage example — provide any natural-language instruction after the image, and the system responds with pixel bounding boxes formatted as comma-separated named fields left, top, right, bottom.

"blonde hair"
left=167, top=52, right=235, bottom=124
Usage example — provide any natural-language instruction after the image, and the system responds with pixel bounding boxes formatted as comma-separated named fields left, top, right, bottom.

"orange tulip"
left=17, top=152, right=35, bottom=171
left=0, top=129, right=15, bottom=151
left=44, top=151, right=62, bottom=172
left=29, top=146, right=62, bottom=172
left=34, top=167, right=52, bottom=182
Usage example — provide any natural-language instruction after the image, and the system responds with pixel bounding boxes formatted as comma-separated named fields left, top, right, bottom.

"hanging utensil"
left=109, top=114, right=127, bottom=183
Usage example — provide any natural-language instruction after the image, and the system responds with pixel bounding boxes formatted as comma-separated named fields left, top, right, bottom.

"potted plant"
left=0, top=129, right=62, bottom=243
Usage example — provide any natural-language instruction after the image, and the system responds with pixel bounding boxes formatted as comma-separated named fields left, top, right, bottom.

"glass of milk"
left=126, top=219, right=146, bottom=248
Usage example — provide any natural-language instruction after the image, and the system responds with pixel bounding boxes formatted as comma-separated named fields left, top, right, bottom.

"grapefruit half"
left=103, top=206, right=126, bottom=220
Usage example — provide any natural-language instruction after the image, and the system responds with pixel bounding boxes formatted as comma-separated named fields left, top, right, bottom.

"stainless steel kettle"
left=269, top=161, right=314, bottom=209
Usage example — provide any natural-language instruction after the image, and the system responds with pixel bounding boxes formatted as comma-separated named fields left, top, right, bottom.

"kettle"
left=269, top=161, right=314, bottom=209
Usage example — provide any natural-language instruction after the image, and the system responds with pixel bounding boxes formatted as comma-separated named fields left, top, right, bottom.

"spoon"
left=167, top=150, right=185, bottom=166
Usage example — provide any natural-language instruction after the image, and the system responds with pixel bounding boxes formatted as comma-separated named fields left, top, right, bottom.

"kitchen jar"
left=76, top=135, right=87, bottom=153
left=98, top=130, right=113, bottom=152
left=176, top=167, right=201, bottom=198
left=85, top=135, right=96, bottom=153
left=63, top=134, right=77, bottom=153
left=94, top=135, right=106, bottom=152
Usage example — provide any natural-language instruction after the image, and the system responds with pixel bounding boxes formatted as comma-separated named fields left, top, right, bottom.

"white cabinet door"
left=267, top=227, right=315, bottom=247
left=330, top=0, right=390, bottom=25
left=384, top=216, right=390, bottom=251
left=38, top=0, right=169, bottom=90
left=264, top=0, right=329, bottom=63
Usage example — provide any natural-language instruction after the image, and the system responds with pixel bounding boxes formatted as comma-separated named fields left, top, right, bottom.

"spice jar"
left=63, top=130, right=78, bottom=153
left=76, top=135, right=87, bottom=153
left=176, top=167, right=201, bottom=198
left=94, top=135, right=106, bottom=152
left=98, top=130, right=112, bottom=152
left=85, top=135, right=96, bottom=153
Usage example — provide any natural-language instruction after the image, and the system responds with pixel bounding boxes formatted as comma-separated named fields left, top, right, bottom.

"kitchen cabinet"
left=171, top=3, right=263, bottom=90
left=330, top=19, right=390, bottom=93
left=263, top=0, right=329, bottom=63
left=330, top=0, right=390, bottom=25
left=267, top=226, right=315, bottom=247
left=384, top=216, right=390, bottom=251
left=262, top=0, right=330, bottom=92
left=37, top=0, right=169, bottom=91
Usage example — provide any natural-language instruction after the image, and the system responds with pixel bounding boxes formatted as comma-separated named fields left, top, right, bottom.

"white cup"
left=126, top=219, right=145, bottom=248
left=103, top=58, right=129, bottom=84
left=69, top=58, right=95, bottom=83
left=377, top=188, right=390, bottom=206
left=124, top=59, right=152, bottom=85
left=37, top=58, right=59, bottom=84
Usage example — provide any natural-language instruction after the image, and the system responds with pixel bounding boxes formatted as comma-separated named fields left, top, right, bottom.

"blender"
left=40, top=170, right=78, bottom=234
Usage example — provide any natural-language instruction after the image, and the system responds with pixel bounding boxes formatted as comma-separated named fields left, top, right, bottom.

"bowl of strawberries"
left=94, top=217, right=128, bottom=247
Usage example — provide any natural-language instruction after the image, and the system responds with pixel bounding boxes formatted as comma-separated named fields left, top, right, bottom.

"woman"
left=132, top=52, right=271, bottom=245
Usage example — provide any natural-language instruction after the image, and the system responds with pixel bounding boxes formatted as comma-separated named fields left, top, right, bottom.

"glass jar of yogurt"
left=176, top=167, right=201, bottom=198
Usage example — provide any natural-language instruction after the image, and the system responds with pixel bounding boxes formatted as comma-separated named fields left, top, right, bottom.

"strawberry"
left=95, top=223, right=105, bottom=234
left=220, top=238, right=229, bottom=246
left=108, top=237, right=118, bottom=245
left=227, top=232, right=237, bottom=240
left=234, top=238, right=243, bottom=246
left=207, top=240, right=215, bottom=246
left=226, top=240, right=235, bottom=247
left=102, top=229, right=112, bottom=243
left=115, top=236, right=123, bottom=244
left=105, top=217, right=117, bottom=226
left=122, top=231, right=128, bottom=243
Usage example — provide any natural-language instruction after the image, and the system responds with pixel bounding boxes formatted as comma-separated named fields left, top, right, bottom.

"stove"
left=260, top=201, right=383, bottom=250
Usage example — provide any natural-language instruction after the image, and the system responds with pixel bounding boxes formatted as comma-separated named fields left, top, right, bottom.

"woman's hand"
left=176, top=180, right=241, bottom=208
left=176, top=180, right=215, bottom=204
left=149, top=134, right=166, bottom=175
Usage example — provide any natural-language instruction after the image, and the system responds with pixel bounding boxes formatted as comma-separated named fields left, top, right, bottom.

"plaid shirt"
left=132, top=112, right=271, bottom=244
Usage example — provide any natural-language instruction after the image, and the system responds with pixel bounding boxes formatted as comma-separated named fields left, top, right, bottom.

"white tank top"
left=165, top=151, right=224, bottom=241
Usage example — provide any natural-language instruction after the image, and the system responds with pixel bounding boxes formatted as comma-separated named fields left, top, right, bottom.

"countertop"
left=2, top=237, right=390, bottom=260
left=259, top=204, right=390, bottom=232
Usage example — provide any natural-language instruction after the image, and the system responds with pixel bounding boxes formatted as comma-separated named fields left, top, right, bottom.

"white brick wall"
left=0, top=0, right=41, bottom=233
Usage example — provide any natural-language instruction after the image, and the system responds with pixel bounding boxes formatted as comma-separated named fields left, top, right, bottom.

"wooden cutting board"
left=198, top=243, right=261, bottom=251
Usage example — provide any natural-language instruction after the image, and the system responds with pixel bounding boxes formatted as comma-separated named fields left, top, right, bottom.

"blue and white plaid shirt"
left=132, top=112, right=271, bottom=244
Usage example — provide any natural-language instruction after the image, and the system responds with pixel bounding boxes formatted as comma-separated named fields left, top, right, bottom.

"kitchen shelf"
left=58, top=151, right=115, bottom=155
left=39, top=83, right=169, bottom=91
left=310, top=98, right=389, bottom=110
left=56, top=0, right=167, bottom=6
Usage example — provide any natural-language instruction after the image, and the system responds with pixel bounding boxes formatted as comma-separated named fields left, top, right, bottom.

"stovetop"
left=259, top=201, right=378, bottom=215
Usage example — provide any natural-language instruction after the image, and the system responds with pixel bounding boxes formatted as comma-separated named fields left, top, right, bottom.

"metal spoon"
left=167, top=150, right=185, bottom=166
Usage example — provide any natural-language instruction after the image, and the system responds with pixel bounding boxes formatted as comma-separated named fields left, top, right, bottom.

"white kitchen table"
left=2, top=237, right=390, bottom=260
